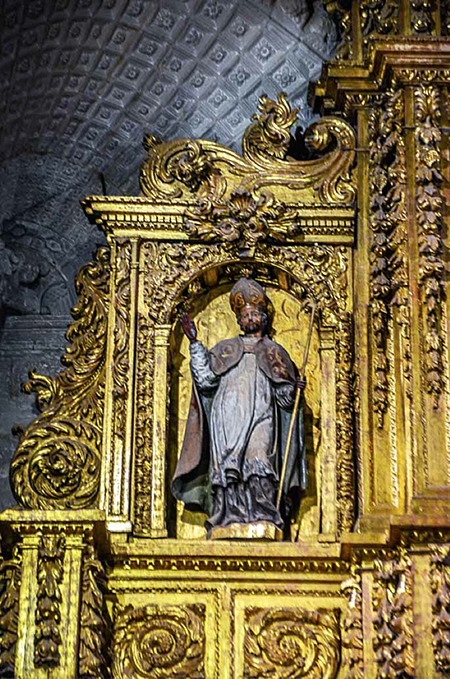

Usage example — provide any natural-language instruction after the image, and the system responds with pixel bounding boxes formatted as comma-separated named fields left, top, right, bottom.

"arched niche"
left=131, top=241, right=354, bottom=542
left=167, top=274, right=321, bottom=541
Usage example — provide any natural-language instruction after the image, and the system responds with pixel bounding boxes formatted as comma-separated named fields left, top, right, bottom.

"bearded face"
left=237, top=304, right=267, bottom=335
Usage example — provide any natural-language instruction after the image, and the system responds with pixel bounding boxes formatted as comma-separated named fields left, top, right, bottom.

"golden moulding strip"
left=82, top=197, right=355, bottom=245
left=315, top=41, right=450, bottom=110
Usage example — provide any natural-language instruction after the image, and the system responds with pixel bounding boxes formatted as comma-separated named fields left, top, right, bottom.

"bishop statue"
left=172, top=277, right=306, bottom=540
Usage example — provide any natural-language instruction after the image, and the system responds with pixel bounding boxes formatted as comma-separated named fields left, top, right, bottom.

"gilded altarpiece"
left=2, top=3, right=450, bottom=676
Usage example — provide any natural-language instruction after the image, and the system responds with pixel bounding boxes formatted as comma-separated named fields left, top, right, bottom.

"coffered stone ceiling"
left=0, top=0, right=336, bottom=315
left=1, top=0, right=336, bottom=190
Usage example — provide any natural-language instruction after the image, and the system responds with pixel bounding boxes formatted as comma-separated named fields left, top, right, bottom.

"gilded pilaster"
left=0, top=543, right=21, bottom=676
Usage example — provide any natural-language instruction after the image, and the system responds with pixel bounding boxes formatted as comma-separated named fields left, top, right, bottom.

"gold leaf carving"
left=133, top=309, right=155, bottom=536
left=10, top=247, right=110, bottom=509
left=139, top=93, right=355, bottom=207
left=185, top=189, right=296, bottom=246
left=242, top=92, right=299, bottom=161
left=368, top=90, right=409, bottom=426
left=112, top=239, right=132, bottom=445
left=79, top=538, right=110, bottom=678
left=0, top=546, right=21, bottom=676
left=360, top=0, right=399, bottom=48
left=323, top=1, right=353, bottom=61
left=136, top=240, right=352, bottom=537
left=341, top=570, right=364, bottom=678
left=34, top=534, right=65, bottom=668
left=112, top=604, right=205, bottom=679
left=414, top=85, right=445, bottom=406
left=144, top=242, right=348, bottom=327
left=244, top=607, right=340, bottom=678
left=410, top=0, right=435, bottom=34
left=336, top=312, right=355, bottom=533
left=372, top=547, right=415, bottom=678
left=431, top=544, right=450, bottom=674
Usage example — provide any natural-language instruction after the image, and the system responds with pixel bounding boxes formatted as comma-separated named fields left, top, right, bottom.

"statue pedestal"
left=209, top=521, right=283, bottom=541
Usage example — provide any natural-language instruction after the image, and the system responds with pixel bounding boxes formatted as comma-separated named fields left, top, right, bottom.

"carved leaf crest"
left=10, top=247, right=111, bottom=510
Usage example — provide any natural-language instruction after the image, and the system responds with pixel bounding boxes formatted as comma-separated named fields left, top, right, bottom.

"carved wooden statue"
left=172, top=277, right=306, bottom=540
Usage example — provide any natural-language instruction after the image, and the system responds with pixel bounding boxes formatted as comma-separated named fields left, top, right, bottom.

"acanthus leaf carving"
left=414, top=84, right=445, bottom=407
left=112, top=239, right=132, bottom=447
left=34, top=534, right=65, bottom=669
left=244, top=606, right=340, bottom=678
left=10, top=247, right=111, bottom=509
left=79, top=538, right=110, bottom=678
left=372, top=546, right=415, bottom=678
left=139, top=93, right=355, bottom=208
left=242, top=92, right=299, bottom=162
left=112, top=603, right=205, bottom=679
left=0, top=546, right=22, bottom=676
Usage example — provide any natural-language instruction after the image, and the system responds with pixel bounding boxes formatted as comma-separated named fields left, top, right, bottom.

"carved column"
left=2, top=517, right=106, bottom=679
left=148, top=325, right=171, bottom=538
left=319, top=324, right=338, bottom=538
left=102, top=238, right=139, bottom=531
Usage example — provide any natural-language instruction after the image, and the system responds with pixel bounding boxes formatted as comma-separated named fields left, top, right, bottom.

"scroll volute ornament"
left=244, top=607, right=340, bottom=678
left=10, top=247, right=110, bottom=510
left=139, top=92, right=355, bottom=207
left=112, top=604, right=205, bottom=679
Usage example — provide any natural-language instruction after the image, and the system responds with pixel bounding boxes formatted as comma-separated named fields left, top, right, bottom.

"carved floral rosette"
left=112, top=603, right=205, bottom=679
left=244, top=606, right=340, bottom=678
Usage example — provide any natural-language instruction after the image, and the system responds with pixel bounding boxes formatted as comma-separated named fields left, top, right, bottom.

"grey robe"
left=172, top=335, right=306, bottom=526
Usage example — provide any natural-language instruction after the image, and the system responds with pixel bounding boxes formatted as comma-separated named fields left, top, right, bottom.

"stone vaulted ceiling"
left=0, top=0, right=336, bottom=315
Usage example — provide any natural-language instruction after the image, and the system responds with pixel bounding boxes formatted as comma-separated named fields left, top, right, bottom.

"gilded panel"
left=112, top=603, right=206, bottom=679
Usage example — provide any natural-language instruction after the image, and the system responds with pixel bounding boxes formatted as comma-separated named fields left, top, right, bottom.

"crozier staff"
left=172, top=277, right=306, bottom=538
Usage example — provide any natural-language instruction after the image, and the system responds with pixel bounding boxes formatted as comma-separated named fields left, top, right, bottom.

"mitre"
left=229, top=277, right=267, bottom=315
